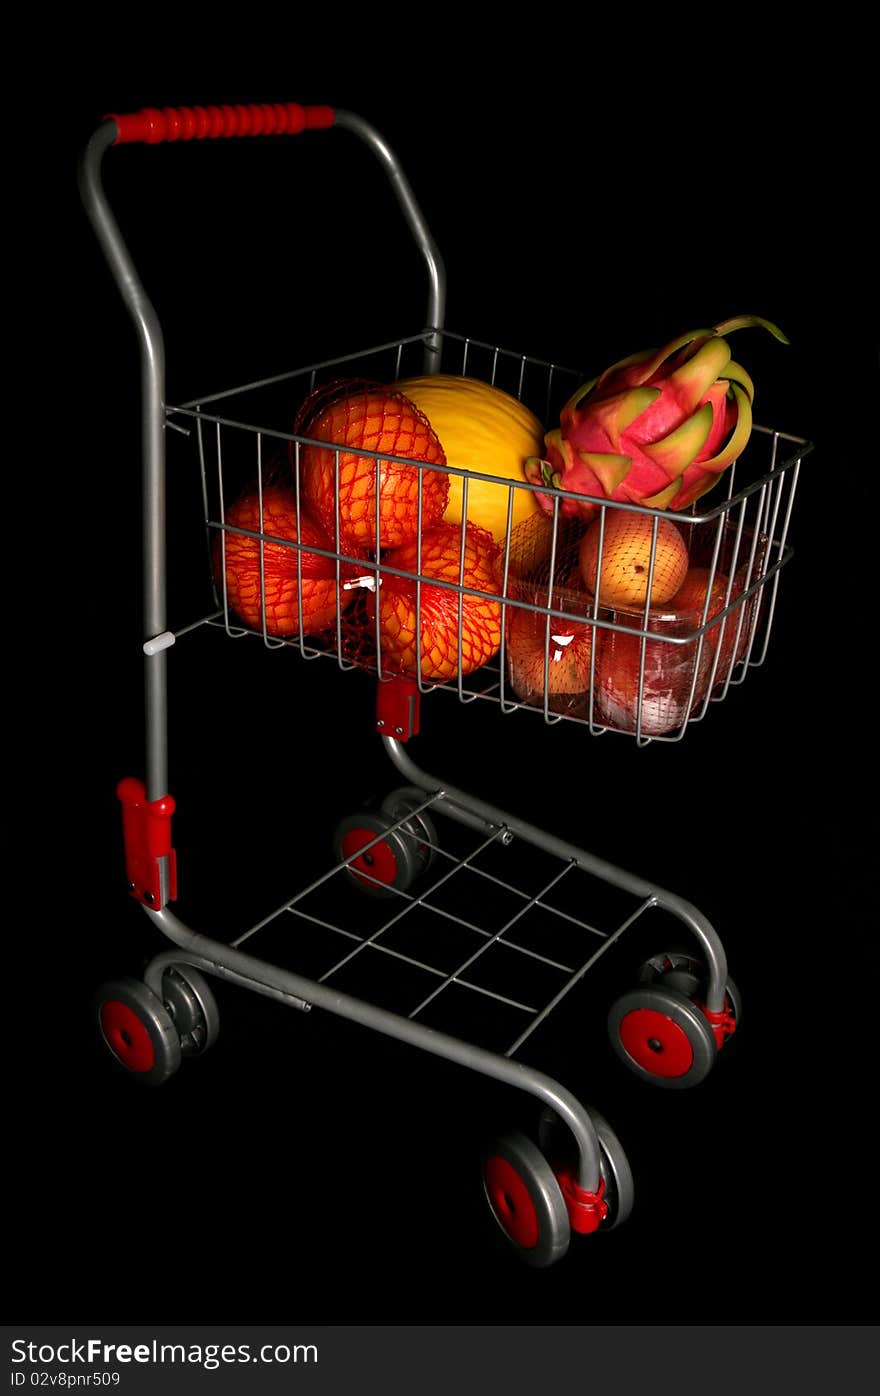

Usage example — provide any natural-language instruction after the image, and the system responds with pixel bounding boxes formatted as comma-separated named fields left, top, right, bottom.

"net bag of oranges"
left=291, top=379, right=506, bottom=683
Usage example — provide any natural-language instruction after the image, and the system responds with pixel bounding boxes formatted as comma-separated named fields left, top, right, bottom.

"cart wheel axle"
left=380, top=786, right=437, bottom=873
left=161, top=965, right=220, bottom=1056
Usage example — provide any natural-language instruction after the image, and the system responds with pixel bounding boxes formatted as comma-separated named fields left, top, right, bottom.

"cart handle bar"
left=80, top=103, right=447, bottom=803
left=107, top=102, right=336, bottom=144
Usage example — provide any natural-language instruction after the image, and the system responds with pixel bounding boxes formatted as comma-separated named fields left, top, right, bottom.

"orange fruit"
left=297, top=386, right=449, bottom=552
left=370, top=522, right=503, bottom=681
left=579, top=511, right=689, bottom=607
left=214, top=484, right=354, bottom=638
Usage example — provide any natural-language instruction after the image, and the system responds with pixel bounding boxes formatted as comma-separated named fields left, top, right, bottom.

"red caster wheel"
left=608, top=950, right=740, bottom=1089
left=481, top=1130, right=570, bottom=1267
left=95, top=977, right=181, bottom=1086
left=608, top=985, right=718, bottom=1088
left=334, top=809, right=430, bottom=898
left=161, top=965, right=220, bottom=1057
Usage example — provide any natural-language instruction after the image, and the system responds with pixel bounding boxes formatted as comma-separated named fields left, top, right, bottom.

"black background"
left=14, top=25, right=878, bottom=1331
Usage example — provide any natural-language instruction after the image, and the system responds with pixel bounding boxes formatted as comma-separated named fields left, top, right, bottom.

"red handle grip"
left=107, top=102, right=336, bottom=145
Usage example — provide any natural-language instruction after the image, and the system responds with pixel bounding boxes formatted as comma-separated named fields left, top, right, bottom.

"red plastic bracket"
left=376, top=677, right=421, bottom=742
left=700, top=1000, right=738, bottom=1051
left=117, top=777, right=178, bottom=908
left=555, top=1170, right=608, bottom=1235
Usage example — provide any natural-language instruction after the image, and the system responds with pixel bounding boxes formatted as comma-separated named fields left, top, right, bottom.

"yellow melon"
left=393, top=374, right=544, bottom=542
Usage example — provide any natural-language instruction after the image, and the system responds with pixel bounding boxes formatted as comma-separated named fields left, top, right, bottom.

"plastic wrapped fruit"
left=595, top=575, right=735, bottom=737
left=506, top=600, right=597, bottom=717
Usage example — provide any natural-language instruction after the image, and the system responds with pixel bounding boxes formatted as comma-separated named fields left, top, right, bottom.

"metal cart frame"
left=79, top=101, right=810, bottom=1267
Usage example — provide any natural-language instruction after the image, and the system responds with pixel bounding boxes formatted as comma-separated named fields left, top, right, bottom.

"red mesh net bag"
left=292, top=378, right=450, bottom=554
left=339, top=520, right=504, bottom=683
left=212, top=477, right=361, bottom=640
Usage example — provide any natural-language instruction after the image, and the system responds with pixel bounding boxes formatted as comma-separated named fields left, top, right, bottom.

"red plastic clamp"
left=700, top=1000, right=738, bottom=1050
left=107, top=102, right=336, bottom=145
left=555, top=1170, right=609, bottom=1235
left=117, top=777, right=178, bottom=908
left=376, top=677, right=421, bottom=742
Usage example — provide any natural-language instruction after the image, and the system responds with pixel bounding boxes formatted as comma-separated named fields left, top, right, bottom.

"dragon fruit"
left=526, top=315, right=788, bottom=520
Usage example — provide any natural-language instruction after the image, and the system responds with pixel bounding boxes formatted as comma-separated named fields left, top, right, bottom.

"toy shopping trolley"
left=79, top=101, right=811, bottom=1268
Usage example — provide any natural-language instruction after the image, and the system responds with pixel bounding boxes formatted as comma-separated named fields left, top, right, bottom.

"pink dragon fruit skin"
left=526, top=315, right=788, bottom=520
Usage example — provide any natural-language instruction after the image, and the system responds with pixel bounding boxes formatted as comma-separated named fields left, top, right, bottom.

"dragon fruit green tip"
left=714, top=313, right=790, bottom=345
left=525, top=315, right=788, bottom=520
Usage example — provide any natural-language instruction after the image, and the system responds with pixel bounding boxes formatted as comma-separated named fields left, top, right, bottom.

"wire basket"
left=167, top=328, right=810, bottom=745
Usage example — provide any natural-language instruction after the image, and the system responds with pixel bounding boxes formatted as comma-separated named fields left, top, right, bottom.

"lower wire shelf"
left=97, top=740, right=741, bottom=1267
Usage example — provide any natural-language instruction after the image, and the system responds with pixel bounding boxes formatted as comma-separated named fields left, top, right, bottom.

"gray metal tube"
left=382, top=737, right=730, bottom=1012
left=144, top=905, right=603, bottom=1190
left=78, top=122, right=169, bottom=800
left=334, top=109, right=446, bottom=372
left=79, top=111, right=450, bottom=799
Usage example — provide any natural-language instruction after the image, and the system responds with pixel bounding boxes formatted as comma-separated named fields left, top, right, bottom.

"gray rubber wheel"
left=608, top=984, right=718, bottom=1089
left=334, top=811, right=423, bottom=897
left=379, top=785, right=438, bottom=877
left=481, top=1130, right=570, bottom=1268
left=95, top=977, right=181, bottom=1086
left=538, top=1106, right=635, bottom=1231
left=161, top=965, right=220, bottom=1057
left=590, top=1109, right=635, bottom=1229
